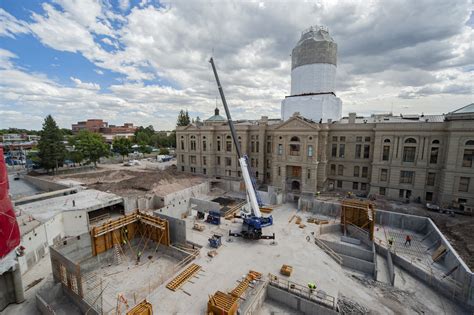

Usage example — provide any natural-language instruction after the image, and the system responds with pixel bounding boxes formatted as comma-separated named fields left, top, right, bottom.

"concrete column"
left=12, top=263, right=25, bottom=304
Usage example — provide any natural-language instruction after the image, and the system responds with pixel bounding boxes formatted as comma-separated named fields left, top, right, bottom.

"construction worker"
left=405, top=235, right=411, bottom=247
left=307, top=282, right=316, bottom=293
left=136, top=251, right=142, bottom=264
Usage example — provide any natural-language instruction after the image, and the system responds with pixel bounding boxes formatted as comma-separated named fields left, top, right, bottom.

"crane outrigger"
left=209, top=57, right=275, bottom=240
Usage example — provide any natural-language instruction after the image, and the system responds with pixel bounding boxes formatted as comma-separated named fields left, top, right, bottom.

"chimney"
left=348, top=113, right=356, bottom=124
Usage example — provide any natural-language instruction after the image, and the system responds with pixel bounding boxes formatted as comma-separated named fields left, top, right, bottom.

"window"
left=251, top=142, right=255, bottom=153
left=380, top=169, right=388, bottom=182
left=278, top=167, right=281, bottom=176
left=365, top=137, right=371, bottom=142
left=459, top=177, right=470, bottom=192
left=225, top=157, right=231, bottom=166
left=339, top=144, right=345, bottom=158
left=432, top=140, right=440, bottom=144
left=307, top=169, right=311, bottom=179
left=355, top=144, right=362, bottom=159
left=466, top=140, right=474, bottom=145
left=338, top=165, right=344, bottom=176
left=190, top=167, right=196, bottom=173
left=226, top=170, right=231, bottom=176
left=463, top=149, right=474, bottom=167
left=353, top=182, right=359, bottom=190
left=405, top=138, right=417, bottom=144
left=362, top=167, right=368, bottom=178
left=203, top=141, right=207, bottom=151
left=180, top=140, right=184, bottom=150
left=290, top=144, right=300, bottom=156
left=308, top=145, right=314, bottom=157
left=425, top=192, right=433, bottom=201
left=384, top=138, right=391, bottom=143
left=278, top=144, right=283, bottom=155
left=337, top=180, right=342, bottom=188
left=361, top=183, right=367, bottom=190
left=216, top=156, right=221, bottom=165
left=190, top=136, right=196, bottom=151
left=331, top=144, right=337, bottom=157
left=353, top=166, right=360, bottom=177
left=427, top=172, right=435, bottom=186
left=181, top=155, right=184, bottom=163
left=256, top=141, right=259, bottom=152
left=382, top=146, right=390, bottom=161
left=181, top=166, right=184, bottom=172
left=330, top=164, right=336, bottom=175
left=399, top=189, right=404, bottom=198
left=340, top=136, right=346, bottom=142
left=190, top=155, right=196, bottom=164
left=291, top=136, right=300, bottom=142
left=363, top=145, right=370, bottom=159
left=356, top=136, right=362, bottom=142
left=379, top=187, right=386, bottom=195
left=403, top=147, right=416, bottom=162
left=251, top=158, right=255, bottom=167
left=400, top=171, right=414, bottom=184
left=226, top=138, right=232, bottom=152
left=217, top=140, right=221, bottom=151
left=332, top=136, right=338, bottom=142
left=203, top=168, right=207, bottom=175
left=429, top=147, right=439, bottom=164
left=202, top=156, right=207, bottom=165
left=267, top=142, right=272, bottom=153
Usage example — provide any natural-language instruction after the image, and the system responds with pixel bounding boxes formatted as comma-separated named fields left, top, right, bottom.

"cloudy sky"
left=0, top=0, right=472, bottom=130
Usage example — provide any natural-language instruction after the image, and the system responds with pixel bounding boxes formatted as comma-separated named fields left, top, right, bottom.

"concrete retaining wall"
left=319, top=240, right=373, bottom=262
left=310, top=199, right=341, bottom=218
left=23, top=175, right=69, bottom=192
left=154, top=213, right=187, bottom=244
left=387, top=249, right=395, bottom=285
left=189, top=198, right=220, bottom=213
left=376, top=210, right=428, bottom=233
left=319, top=223, right=340, bottom=235
left=339, top=254, right=375, bottom=276
left=241, top=281, right=268, bottom=315
left=266, top=285, right=337, bottom=315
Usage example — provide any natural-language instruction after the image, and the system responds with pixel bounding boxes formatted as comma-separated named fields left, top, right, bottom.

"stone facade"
left=176, top=105, right=474, bottom=211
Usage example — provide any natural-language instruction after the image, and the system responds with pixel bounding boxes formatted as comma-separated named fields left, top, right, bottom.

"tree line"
left=33, top=114, right=180, bottom=173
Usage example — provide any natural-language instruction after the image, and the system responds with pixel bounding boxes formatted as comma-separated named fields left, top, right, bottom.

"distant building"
left=71, top=119, right=137, bottom=142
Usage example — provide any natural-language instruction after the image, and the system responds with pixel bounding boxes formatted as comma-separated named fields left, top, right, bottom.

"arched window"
left=432, top=140, right=439, bottom=144
left=290, top=136, right=300, bottom=142
left=466, top=140, right=474, bottom=146
left=308, top=145, right=314, bottom=157
left=384, top=139, right=391, bottom=143
left=405, top=138, right=417, bottom=144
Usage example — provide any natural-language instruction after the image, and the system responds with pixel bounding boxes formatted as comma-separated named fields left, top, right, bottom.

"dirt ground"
left=56, top=165, right=205, bottom=197
left=374, top=199, right=474, bottom=270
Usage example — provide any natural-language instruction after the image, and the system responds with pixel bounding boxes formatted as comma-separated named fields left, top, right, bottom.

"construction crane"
left=209, top=57, right=275, bottom=240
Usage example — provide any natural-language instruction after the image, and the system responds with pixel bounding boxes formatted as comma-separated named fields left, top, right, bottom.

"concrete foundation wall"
left=189, top=198, right=220, bottom=213
left=306, top=199, right=341, bottom=218
left=0, top=271, right=15, bottom=311
left=23, top=175, right=69, bottom=192
left=320, top=240, right=373, bottom=262
left=339, top=254, right=375, bottom=276
left=154, top=213, right=187, bottom=245
left=387, top=250, right=395, bottom=285
left=376, top=210, right=428, bottom=233
left=62, top=211, right=88, bottom=237
left=319, top=223, right=340, bottom=235
left=266, top=285, right=337, bottom=315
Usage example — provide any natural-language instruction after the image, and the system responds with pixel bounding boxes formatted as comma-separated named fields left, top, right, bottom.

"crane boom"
left=209, top=57, right=261, bottom=218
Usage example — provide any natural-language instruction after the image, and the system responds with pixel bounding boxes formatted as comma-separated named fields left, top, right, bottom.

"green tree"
left=167, top=130, right=176, bottom=148
left=112, top=137, right=133, bottom=161
left=37, top=115, right=66, bottom=173
left=159, top=147, right=170, bottom=155
left=74, top=131, right=110, bottom=166
left=177, top=110, right=190, bottom=126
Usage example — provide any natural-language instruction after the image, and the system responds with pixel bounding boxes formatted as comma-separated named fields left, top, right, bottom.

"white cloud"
left=70, top=77, right=101, bottom=90
left=0, top=0, right=473, bottom=130
left=0, top=8, right=30, bottom=38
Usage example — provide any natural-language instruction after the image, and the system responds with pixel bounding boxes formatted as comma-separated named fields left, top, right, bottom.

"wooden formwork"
left=90, top=210, right=170, bottom=256
left=340, top=199, right=375, bottom=240
left=127, top=300, right=153, bottom=315
left=166, top=263, right=201, bottom=291
left=207, top=270, right=262, bottom=315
